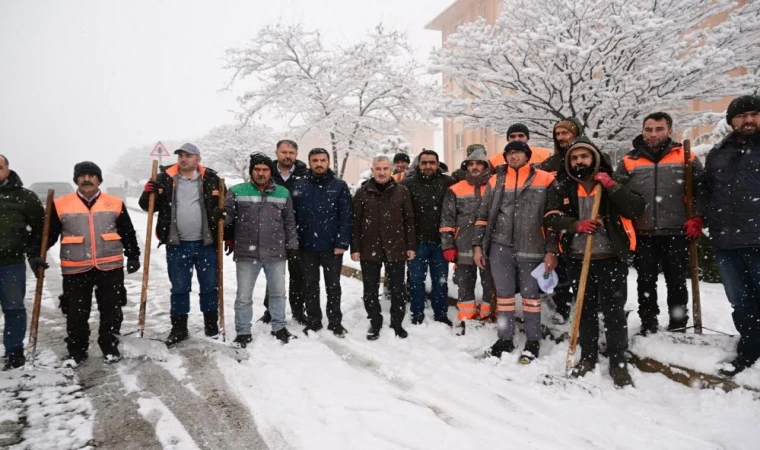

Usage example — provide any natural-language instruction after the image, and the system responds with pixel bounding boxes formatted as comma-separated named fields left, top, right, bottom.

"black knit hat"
left=393, top=152, right=410, bottom=164
left=249, top=152, right=273, bottom=174
left=503, top=140, right=532, bottom=161
left=507, top=123, right=530, bottom=140
left=73, top=161, right=103, bottom=183
left=726, top=95, right=760, bottom=124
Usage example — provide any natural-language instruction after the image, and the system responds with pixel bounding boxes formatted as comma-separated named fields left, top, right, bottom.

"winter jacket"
left=351, top=178, right=416, bottom=262
left=0, top=171, right=44, bottom=267
left=616, top=136, right=706, bottom=235
left=537, top=118, right=585, bottom=180
left=544, top=138, right=645, bottom=261
left=440, top=173, right=490, bottom=265
left=473, top=164, right=557, bottom=260
left=271, top=159, right=308, bottom=192
left=489, top=146, right=552, bottom=168
left=48, top=192, right=141, bottom=267
left=224, top=180, right=298, bottom=261
left=703, top=131, right=760, bottom=249
left=138, top=164, right=222, bottom=246
left=401, top=169, right=455, bottom=244
left=291, top=169, right=352, bottom=252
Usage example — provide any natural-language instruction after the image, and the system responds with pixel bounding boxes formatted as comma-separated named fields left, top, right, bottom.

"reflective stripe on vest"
left=55, top=192, right=124, bottom=275
left=574, top=185, right=636, bottom=252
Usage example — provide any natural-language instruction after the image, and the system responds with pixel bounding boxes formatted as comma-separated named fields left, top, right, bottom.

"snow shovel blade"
left=536, top=373, right=602, bottom=397
left=120, top=335, right=171, bottom=362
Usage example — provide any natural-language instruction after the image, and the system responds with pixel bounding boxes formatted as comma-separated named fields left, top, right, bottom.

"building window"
left=455, top=133, right=463, bottom=150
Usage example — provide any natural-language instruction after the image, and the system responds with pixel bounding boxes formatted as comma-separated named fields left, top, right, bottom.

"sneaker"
left=103, top=349, right=123, bottom=364
left=257, top=310, right=272, bottom=324
left=272, top=328, right=296, bottom=344
left=390, top=324, right=408, bottom=339
left=165, top=315, right=189, bottom=348
left=3, top=351, right=25, bottom=370
left=569, top=358, right=597, bottom=378
left=487, top=339, right=514, bottom=358
left=519, top=341, right=541, bottom=365
left=204, top=312, right=219, bottom=337
left=303, top=322, right=323, bottom=336
left=62, top=353, right=88, bottom=369
left=411, top=316, right=424, bottom=325
left=434, top=316, right=453, bottom=327
left=456, top=321, right=466, bottom=336
left=551, top=311, right=568, bottom=325
left=718, top=356, right=756, bottom=378
left=327, top=323, right=347, bottom=338
left=367, top=323, right=382, bottom=341
left=609, top=364, right=634, bottom=388
left=233, top=334, right=253, bottom=349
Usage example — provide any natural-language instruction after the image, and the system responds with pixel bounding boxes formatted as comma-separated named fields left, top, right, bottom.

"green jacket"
left=0, top=171, right=44, bottom=267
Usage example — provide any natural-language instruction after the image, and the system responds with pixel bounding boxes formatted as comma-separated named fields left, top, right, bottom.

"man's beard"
left=737, top=123, right=759, bottom=136
left=570, top=164, right=594, bottom=179
left=645, top=137, right=669, bottom=151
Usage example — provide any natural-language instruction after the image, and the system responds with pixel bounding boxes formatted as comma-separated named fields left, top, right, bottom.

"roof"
left=425, top=0, right=466, bottom=31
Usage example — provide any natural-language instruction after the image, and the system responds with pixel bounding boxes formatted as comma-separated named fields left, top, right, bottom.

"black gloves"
left=28, top=257, right=49, bottom=278
left=127, top=259, right=141, bottom=274
left=210, top=207, right=226, bottom=223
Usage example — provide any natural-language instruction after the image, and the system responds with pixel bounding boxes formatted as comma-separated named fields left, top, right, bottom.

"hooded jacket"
left=291, top=169, right=352, bottom=252
left=537, top=118, right=585, bottom=179
left=617, top=136, right=706, bottom=235
left=0, top=171, right=45, bottom=267
left=544, top=137, right=645, bottom=261
left=440, top=148, right=492, bottom=265
left=401, top=166, right=455, bottom=244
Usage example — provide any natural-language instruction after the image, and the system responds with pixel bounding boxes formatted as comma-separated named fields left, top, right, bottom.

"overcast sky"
left=0, top=0, right=451, bottom=185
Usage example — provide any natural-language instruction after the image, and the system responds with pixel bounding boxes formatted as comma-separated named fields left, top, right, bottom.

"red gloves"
left=144, top=180, right=160, bottom=193
left=224, top=240, right=235, bottom=255
left=683, top=217, right=704, bottom=240
left=593, top=172, right=616, bottom=189
left=576, top=219, right=600, bottom=234
left=443, top=248, right=458, bottom=263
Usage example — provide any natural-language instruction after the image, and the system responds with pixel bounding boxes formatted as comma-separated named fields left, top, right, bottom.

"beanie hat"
left=393, top=152, right=410, bottom=164
left=465, top=144, right=486, bottom=157
left=554, top=119, right=580, bottom=137
left=506, top=123, right=530, bottom=140
left=726, top=95, right=760, bottom=124
left=73, top=161, right=103, bottom=183
left=503, top=140, right=532, bottom=161
left=249, top=152, right=273, bottom=174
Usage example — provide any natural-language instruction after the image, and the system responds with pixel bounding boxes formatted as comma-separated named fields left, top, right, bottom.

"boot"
left=327, top=322, right=347, bottom=338
left=390, top=324, right=408, bottom=339
left=62, top=352, right=88, bottom=369
left=638, top=316, right=659, bottom=336
left=204, top=311, right=219, bottom=337
left=488, top=339, right=514, bottom=358
left=456, top=321, right=466, bottom=336
left=233, top=334, right=253, bottom=349
left=569, top=358, right=597, bottom=378
left=609, top=363, right=634, bottom=388
left=103, top=348, right=123, bottom=364
left=292, top=313, right=309, bottom=326
left=367, top=323, right=382, bottom=341
left=519, top=341, right=541, bottom=365
left=667, top=318, right=688, bottom=333
left=272, top=328, right=296, bottom=344
left=551, top=311, right=568, bottom=325
left=718, top=355, right=756, bottom=378
left=303, top=321, right=323, bottom=336
left=165, top=315, right=189, bottom=348
left=257, top=310, right=272, bottom=324
left=3, top=351, right=25, bottom=370
left=411, top=316, right=424, bottom=325
left=434, top=316, right=453, bottom=327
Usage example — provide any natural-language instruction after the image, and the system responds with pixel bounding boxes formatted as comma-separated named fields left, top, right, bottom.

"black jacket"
left=271, top=159, right=308, bottom=192
left=0, top=171, right=44, bottom=267
left=704, top=131, right=760, bottom=249
left=138, top=164, right=223, bottom=246
left=401, top=169, right=455, bottom=244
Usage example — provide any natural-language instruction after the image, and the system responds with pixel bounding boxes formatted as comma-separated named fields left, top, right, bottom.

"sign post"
left=149, top=141, right=171, bottom=166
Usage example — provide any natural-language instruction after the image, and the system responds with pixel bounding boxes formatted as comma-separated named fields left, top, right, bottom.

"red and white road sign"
left=149, top=141, right=170, bottom=157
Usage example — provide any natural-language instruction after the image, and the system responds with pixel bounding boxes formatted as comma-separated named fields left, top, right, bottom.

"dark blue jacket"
left=291, top=170, right=352, bottom=252
left=704, top=132, right=760, bottom=249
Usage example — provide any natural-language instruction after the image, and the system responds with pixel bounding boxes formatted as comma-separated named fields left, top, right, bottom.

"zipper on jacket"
left=511, top=167, right=519, bottom=243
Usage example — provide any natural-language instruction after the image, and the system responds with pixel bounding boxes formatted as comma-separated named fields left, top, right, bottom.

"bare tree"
left=200, top=123, right=275, bottom=180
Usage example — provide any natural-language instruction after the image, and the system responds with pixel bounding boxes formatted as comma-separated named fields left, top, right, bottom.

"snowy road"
left=1, top=200, right=759, bottom=449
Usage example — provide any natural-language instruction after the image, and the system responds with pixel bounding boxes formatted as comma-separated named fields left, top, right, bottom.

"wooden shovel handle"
left=138, top=160, right=159, bottom=337
left=28, top=189, right=55, bottom=363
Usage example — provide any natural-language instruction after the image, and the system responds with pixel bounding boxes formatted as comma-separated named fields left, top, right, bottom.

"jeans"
left=0, top=263, right=27, bottom=355
left=715, top=248, right=760, bottom=362
left=263, top=250, right=306, bottom=319
left=408, top=242, right=449, bottom=320
left=634, top=235, right=689, bottom=325
left=166, top=240, right=218, bottom=317
left=235, top=258, right=287, bottom=334
left=360, top=260, right=406, bottom=327
left=300, top=251, right=343, bottom=325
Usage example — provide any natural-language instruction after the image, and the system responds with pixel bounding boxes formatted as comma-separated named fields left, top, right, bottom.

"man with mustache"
left=538, top=118, right=585, bottom=325
left=617, top=112, right=706, bottom=335
left=704, top=95, right=760, bottom=377
left=140, top=143, right=225, bottom=347
left=48, top=162, right=141, bottom=367
left=544, top=138, right=645, bottom=388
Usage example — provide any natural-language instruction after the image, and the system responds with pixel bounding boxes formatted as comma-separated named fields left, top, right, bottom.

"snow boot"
left=390, top=324, right=408, bottom=339
left=257, top=310, right=272, bottom=324
left=488, top=339, right=515, bottom=358
left=3, top=351, right=25, bottom=370
left=204, top=311, right=219, bottom=337
left=103, top=349, right=122, bottom=364
left=233, top=334, right=253, bottom=348
left=569, top=358, right=597, bottom=378
left=367, top=323, right=382, bottom=341
left=165, top=315, right=189, bottom=348
left=411, top=316, right=424, bottom=325
left=62, top=352, right=88, bottom=369
left=303, top=321, right=323, bottom=336
left=456, top=321, right=466, bottom=336
left=519, top=341, right=541, bottom=365
left=272, top=328, right=296, bottom=344
left=609, top=363, right=634, bottom=388
left=434, top=316, right=453, bottom=327
left=667, top=318, right=688, bottom=333
left=327, top=322, right=347, bottom=338
left=718, top=355, right=756, bottom=378
left=638, top=316, right=659, bottom=336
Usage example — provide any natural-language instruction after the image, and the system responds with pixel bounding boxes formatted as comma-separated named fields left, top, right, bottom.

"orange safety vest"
left=489, top=146, right=552, bottom=168
left=576, top=184, right=637, bottom=252
left=55, top=192, right=125, bottom=275
left=392, top=171, right=406, bottom=183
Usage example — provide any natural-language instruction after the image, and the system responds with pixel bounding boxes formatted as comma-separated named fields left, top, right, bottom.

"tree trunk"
left=330, top=132, right=339, bottom=174
left=340, top=153, right=350, bottom=180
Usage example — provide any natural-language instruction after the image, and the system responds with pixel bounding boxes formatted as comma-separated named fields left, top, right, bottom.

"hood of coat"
left=0, top=170, right=23, bottom=191
left=564, top=136, right=612, bottom=183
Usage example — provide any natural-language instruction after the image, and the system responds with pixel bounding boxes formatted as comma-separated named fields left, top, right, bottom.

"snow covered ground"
left=1, top=198, right=758, bottom=449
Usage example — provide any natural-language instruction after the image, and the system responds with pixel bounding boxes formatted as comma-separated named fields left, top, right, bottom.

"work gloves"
left=224, top=240, right=235, bottom=256
left=143, top=180, right=162, bottom=193
left=28, top=257, right=49, bottom=278
left=442, top=248, right=458, bottom=263
left=576, top=219, right=600, bottom=234
left=127, top=259, right=141, bottom=274
left=592, top=172, right=616, bottom=190
left=683, top=217, right=704, bottom=240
